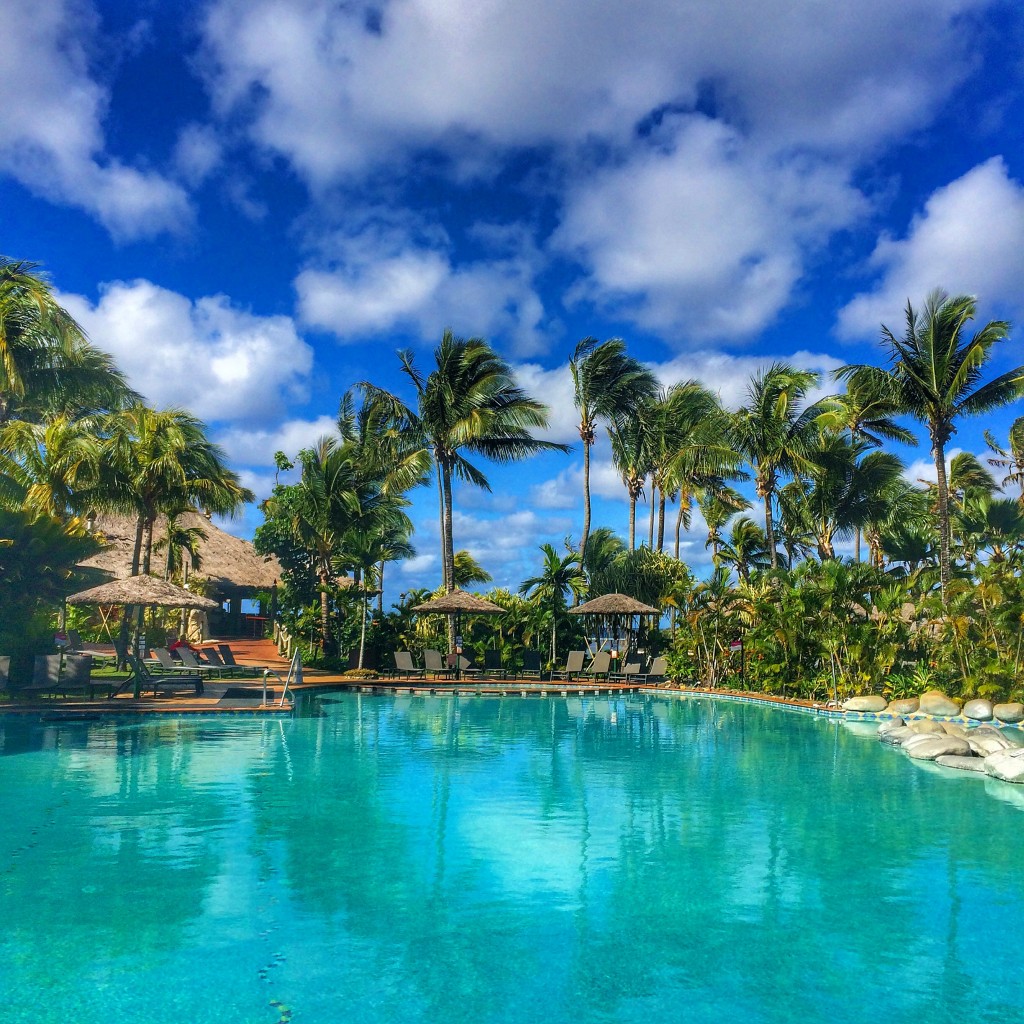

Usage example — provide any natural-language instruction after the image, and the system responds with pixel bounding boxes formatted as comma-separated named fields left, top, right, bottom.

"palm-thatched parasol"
left=569, top=592, right=660, bottom=666
left=67, top=575, right=220, bottom=610
left=411, top=589, right=505, bottom=680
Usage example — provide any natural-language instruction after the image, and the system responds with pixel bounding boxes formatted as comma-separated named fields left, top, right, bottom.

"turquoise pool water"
left=1, top=695, right=1022, bottom=1024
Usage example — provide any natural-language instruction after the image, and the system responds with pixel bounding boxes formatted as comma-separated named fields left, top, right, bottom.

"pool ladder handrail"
left=262, top=650, right=302, bottom=707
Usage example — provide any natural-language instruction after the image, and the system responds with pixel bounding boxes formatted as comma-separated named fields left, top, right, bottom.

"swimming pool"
left=2, top=694, right=1021, bottom=1024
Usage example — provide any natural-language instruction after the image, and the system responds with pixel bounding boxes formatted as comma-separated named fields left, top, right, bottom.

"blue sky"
left=3, top=0, right=1024, bottom=598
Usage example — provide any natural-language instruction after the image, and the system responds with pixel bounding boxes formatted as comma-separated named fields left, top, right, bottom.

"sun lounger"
left=638, top=656, right=668, bottom=683
left=216, top=644, right=268, bottom=675
left=609, top=657, right=644, bottom=682
left=423, top=649, right=455, bottom=679
left=200, top=647, right=246, bottom=677
left=481, top=649, right=506, bottom=679
left=393, top=651, right=425, bottom=678
left=176, top=648, right=227, bottom=678
left=125, top=652, right=204, bottom=697
left=518, top=650, right=543, bottom=679
left=580, top=651, right=612, bottom=680
left=551, top=650, right=585, bottom=680
left=152, top=648, right=200, bottom=674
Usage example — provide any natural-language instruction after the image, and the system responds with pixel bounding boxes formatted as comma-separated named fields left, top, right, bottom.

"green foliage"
left=0, top=509, right=102, bottom=683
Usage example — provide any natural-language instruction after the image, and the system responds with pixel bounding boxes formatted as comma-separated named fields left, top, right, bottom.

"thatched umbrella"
left=68, top=576, right=220, bottom=697
left=68, top=575, right=221, bottom=611
left=569, top=592, right=660, bottom=666
left=411, top=589, right=506, bottom=680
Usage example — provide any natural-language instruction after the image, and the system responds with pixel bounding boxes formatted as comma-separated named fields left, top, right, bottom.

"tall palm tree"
left=827, top=364, right=917, bottom=559
left=729, top=364, right=825, bottom=568
left=0, top=257, right=136, bottom=424
left=570, top=337, right=658, bottom=560
left=849, top=291, right=1021, bottom=600
left=519, top=544, right=587, bottom=665
left=367, top=331, right=567, bottom=600
left=608, top=411, right=650, bottom=551
left=698, top=487, right=749, bottom=560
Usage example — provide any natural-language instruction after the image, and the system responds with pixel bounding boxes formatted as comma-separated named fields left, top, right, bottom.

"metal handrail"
left=261, top=650, right=301, bottom=708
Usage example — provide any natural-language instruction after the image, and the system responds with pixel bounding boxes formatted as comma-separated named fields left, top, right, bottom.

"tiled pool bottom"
left=2, top=696, right=1023, bottom=1024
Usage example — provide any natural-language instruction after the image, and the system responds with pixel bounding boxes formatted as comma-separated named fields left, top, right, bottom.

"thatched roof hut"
left=78, top=513, right=282, bottom=637
left=411, top=589, right=505, bottom=615
left=569, top=593, right=660, bottom=616
left=79, top=512, right=281, bottom=590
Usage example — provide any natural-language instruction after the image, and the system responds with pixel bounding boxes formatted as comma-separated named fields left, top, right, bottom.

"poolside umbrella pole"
left=568, top=593, right=660, bottom=671
left=410, top=589, right=506, bottom=681
left=67, top=575, right=220, bottom=697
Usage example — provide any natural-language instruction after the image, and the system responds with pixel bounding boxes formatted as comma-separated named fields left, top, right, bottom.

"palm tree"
left=0, top=257, right=136, bottom=424
left=730, top=364, right=825, bottom=568
left=452, top=550, right=492, bottom=588
left=827, top=364, right=917, bottom=559
left=0, top=413, right=104, bottom=519
left=608, top=411, right=650, bottom=551
left=367, top=332, right=567, bottom=599
left=850, top=291, right=1021, bottom=601
left=570, top=337, right=658, bottom=560
left=519, top=544, right=587, bottom=665
left=698, top=487, right=749, bottom=561
left=985, top=416, right=1024, bottom=501
left=715, top=516, right=770, bottom=583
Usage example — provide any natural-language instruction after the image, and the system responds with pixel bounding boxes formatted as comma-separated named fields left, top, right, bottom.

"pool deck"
left=2, top=639, right=846, bottom=718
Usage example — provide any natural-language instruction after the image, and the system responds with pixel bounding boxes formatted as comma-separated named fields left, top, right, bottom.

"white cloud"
left=556, top=116, right=867, bottom=339
left=173, top=124, right=223, bottom=186
left=295, top=219, right=547, bottom=354
left=0, top=0, right=191, bottom=239
left=199, top=0, right=989, bottom=181
left=216, top=416, right=339, bottom=466
left=59, top=280, right=314, bottom=425
left=837, top=158, right=1024, bottom=339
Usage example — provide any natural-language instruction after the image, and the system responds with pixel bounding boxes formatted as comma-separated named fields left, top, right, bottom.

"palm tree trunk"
left=119, top=515, right=146, bottom=666
left=656, top=493, right=666, bottom=551
left=648, top=487, right=656, bottom=548
left=437, top=471, right=449, bottom=591
left=441, top=460, right=457, bottom=652
left=579, top=438, right=592, bottom=562
left=358, top=589, right=368, bottom=669
left=763, top=495, right=778, bottom=569
left=377, top=560, right=385, bottom=616
left=320, top=572, right=331, bottom=656
left=628, top=496, right=636, bottom=552
left=674, top=503, right=683, bottom=559
left=933, top=434, right=951, bottom=604
left=854, top=527, right=862, bottom=562
left=550, top=614, right=556, bottom=666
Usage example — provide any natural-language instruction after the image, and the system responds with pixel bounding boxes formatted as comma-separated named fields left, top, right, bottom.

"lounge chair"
left=423, top=649, right=455, bottom=679
left=519, top=650, right=543, bottom=679
left=481, top=649, right=506, bottom=679
left=176, top=648, right=227, bottom=678
left=66, top=628, right=118, bottom=666
left=216, top=644, right=268, bottom=675
left=152, top=647, right=199, bottom=674
left=552, top=650, right=585, bottom=680
left=201, top=648, right=246, bottom=677
left=609, top=657, right=644, bottom=682
left=20, top=655, right=63, bottom=698
left=125, top=652, right=204, bottom=696
left=393, top=651, right=425, bottom=678
left=452, top=655, right=481, bottom=678
left=638, top=656, right=669, bottom=684
left=580, top=651, right=611, bottom=680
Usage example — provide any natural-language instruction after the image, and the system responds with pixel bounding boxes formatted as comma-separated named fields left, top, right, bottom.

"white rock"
left=843, top=695, right=888, bottom=712
left=935, top=754, right=987, bottom=772
left=994, top=703, right=1024, bottom=723
left=919, top=690, right=962, bottom=717
left=905, top=735, right=972, bottom=760
left=969, top=731, right=1017, bottom=756
left=984, top=747, right=1024, bottom=783
left=879, top=726, right=914, bottom=745
left=909, top=720, right=946, bottom=735
left=941, top=722, right=969, bottom=738
left=886, top=698, right=920, bottom=715
left=878, top=718, right=905, bottom=736
left=963, top=699, right=994, bottom=721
